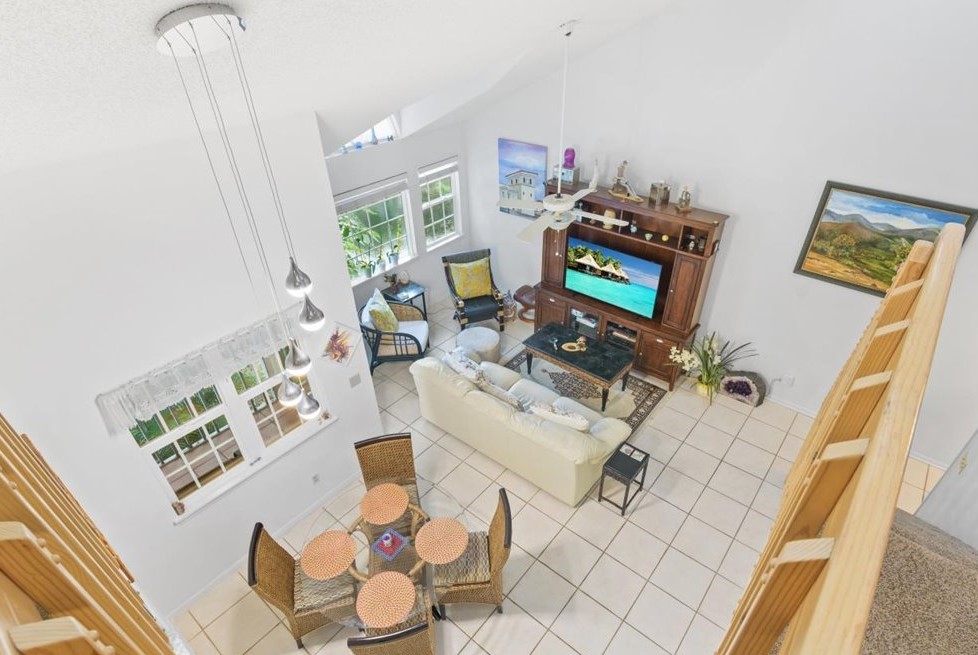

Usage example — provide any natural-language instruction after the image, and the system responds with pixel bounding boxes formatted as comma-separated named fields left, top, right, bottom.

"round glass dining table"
left=299, top=474, right=479, bottom=632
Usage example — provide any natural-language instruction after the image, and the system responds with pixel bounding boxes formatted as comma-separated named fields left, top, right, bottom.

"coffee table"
left=522, top=322, right=634, bottom=411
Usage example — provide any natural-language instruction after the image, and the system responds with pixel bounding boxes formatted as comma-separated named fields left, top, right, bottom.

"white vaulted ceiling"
left=0, top=0, right=674, bottom=175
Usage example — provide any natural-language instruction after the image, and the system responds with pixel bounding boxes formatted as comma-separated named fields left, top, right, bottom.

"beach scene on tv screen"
left=565, top=237, right=662, bottom=317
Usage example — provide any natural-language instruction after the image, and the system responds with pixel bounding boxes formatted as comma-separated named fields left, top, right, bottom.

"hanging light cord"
left=555, top=25, right=570, bottom=198
left=184, top=22, right=293, bottom=341
left=164, top=35, right=259, bottom=305
left=216, top=16, right=298, bottom=261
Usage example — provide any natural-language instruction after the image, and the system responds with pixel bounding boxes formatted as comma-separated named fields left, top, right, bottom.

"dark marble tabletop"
left=523, top=322, right=634, bottom=384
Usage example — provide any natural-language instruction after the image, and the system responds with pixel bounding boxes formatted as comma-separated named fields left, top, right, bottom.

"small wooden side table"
left=382, top=281, right=427, bottom=316
left=598, top=443, right=650, bottom=516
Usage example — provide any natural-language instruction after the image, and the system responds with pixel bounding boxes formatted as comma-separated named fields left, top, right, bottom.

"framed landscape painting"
left=498, top=138, right=546, bottom=217
left=794, top=181, right=975, bottom=295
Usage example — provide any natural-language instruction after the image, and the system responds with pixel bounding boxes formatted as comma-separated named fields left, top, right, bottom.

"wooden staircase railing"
left=0, top=414, right=174, bottom=654
left=716, top=222, right=965, bottom=654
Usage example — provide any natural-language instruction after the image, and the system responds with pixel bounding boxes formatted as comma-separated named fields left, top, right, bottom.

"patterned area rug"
left=503, top=350, right=666, bottom=431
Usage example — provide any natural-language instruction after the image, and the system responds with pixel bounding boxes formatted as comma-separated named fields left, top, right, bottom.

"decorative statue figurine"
left=608, top=159, right=645, bottom=204
left=677, top=185, right=693, bottom=213
left=610, top=160, right=629, bottom=195
left=563, top=147, right=576, bottom=169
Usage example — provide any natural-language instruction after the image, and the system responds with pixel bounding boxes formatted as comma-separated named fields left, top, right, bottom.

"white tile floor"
left=173, top=298, right=944, bottom=654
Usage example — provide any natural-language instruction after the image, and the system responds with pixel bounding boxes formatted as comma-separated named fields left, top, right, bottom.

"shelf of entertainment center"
left=571, top=221, right=707, bottom=259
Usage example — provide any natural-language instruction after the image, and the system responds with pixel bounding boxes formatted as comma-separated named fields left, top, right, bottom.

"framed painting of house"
left=794, top=181, right=975, bottom=296
left=498, top=138, right=547, bottom=217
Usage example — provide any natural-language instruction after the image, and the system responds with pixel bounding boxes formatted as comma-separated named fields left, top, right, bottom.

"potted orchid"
left=669, top=332, right=756, bottom=401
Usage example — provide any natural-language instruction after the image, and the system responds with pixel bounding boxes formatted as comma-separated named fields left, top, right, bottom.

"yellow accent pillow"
left=450, top=258, right=492, bottom=299
left=367, top=289, right=399, bottom=332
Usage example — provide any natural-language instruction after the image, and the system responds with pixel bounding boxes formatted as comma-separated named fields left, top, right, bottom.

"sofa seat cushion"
left=456, top=294, right=500, bottom=318
left=293, top=567, right=356, bottom=616
left=432, top=532, right=490, bottom=592
left=510, top=378, right=560, bottom=408
left=376, top=320, right=428, bottom=356
left=479, top=362, right=524, bottom=390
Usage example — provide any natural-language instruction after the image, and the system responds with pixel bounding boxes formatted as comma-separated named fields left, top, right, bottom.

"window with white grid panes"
left=230, top=347, right=312, bottom=447
left=129, top=387, right=244, bottom=500
left=420, top=170, right=459, bottom=246
left=126, top=343, right=325, bottom=510
left=338, top=190, right=412, bottom=281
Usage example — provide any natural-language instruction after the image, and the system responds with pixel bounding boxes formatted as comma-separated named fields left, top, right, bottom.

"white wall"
left=326, top=124, right=473, bottom=310
left=460, top=0, right=978, bottom=466
left=0, top=113, right=383, bottom=616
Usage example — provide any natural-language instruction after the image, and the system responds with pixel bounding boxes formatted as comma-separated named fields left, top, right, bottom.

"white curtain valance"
left=96, top=307, right=298, bottom=436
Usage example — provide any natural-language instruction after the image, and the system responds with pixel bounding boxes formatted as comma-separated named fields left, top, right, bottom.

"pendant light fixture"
left=296, top=391, right=322, bottom=421
left=157, top=4, right=326, bottom=416
left=299, top=295, right=327, bottom=332
left=285, top=337, right=312, bottom=377
left=278, top=376, right=303, bottom=408
left=285, top=257, right=313, bottom=298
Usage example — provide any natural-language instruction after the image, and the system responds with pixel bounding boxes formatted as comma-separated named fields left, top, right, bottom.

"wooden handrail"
left=785, top=222, right=964, bottom=653
left=717, top=223, right=964, bottom=654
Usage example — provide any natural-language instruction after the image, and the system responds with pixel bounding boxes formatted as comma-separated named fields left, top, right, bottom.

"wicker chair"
left=359, top=300, right=429, bottom=373
left=433, top=488, right=512, bottom=617
left=442, top=248, right=505, bottom=331
left=347, top=601, right=435, bottom=655
left=247, top=523, right=356, bottom=648
left=354, top=433, right=421, bottom=538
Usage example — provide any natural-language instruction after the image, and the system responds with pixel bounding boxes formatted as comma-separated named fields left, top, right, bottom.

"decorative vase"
left=397, top=270, right=410, bottom=285
left=695, top=381, right=712, bottom=398
left=387, top=251, right=399, bottom=265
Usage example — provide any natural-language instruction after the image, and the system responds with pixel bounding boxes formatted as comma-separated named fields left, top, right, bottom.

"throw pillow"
left=529, top=402, right=590, bottom=431
left=367, top=288, right=399, bottom=332
left=449, top=258, right=492, bottom=299
left=476, top=378, right=524, bottom=411
left=443, top=349, right=485, bottom=383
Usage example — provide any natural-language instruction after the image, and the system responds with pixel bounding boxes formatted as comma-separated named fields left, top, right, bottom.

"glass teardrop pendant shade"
left=284, top=257, right=313, bottom=298
left=296, top=391, right=321, bottom=420
left=299, top=295, right=326, bottom=331
left=285, top=337, right=312, bottom=377
left=278, top=376, right=303, bottom=407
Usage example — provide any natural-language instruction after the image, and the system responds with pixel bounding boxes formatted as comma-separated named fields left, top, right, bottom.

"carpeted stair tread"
left=768, top=510, right=978, bottom=653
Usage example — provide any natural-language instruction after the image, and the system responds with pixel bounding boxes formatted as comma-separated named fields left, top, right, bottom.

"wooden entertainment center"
left=535, top=181, right=729, bottom=390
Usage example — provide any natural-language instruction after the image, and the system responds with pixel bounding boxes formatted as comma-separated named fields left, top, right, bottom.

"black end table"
left=599, top=443, right=650, bottom=516
left=381, top=281, right=427, bottom=316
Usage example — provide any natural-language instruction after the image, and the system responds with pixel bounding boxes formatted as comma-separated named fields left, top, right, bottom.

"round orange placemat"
left=360, top=482, right=409, bottom=525
left=300, top=530, right=356, bottom=580
left=415, top=518, right=469, bottom=564
left=356, top=571, right=416, bottom=629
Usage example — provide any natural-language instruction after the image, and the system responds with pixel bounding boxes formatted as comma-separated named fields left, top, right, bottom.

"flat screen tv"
left=564, top=237, right=662, bottom=318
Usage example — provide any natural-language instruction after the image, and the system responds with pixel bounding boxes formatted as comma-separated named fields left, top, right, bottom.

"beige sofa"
left=409, top=357, right=631, bottom=506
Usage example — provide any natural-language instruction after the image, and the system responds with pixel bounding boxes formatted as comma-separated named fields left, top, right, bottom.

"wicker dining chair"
left=433, top=488, right=512, bottom=617
left=347, top=601, right=435, bottom=655
left=247, top=523, right=356, bottom=648
left=354, top=433, right=421, bottom=537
